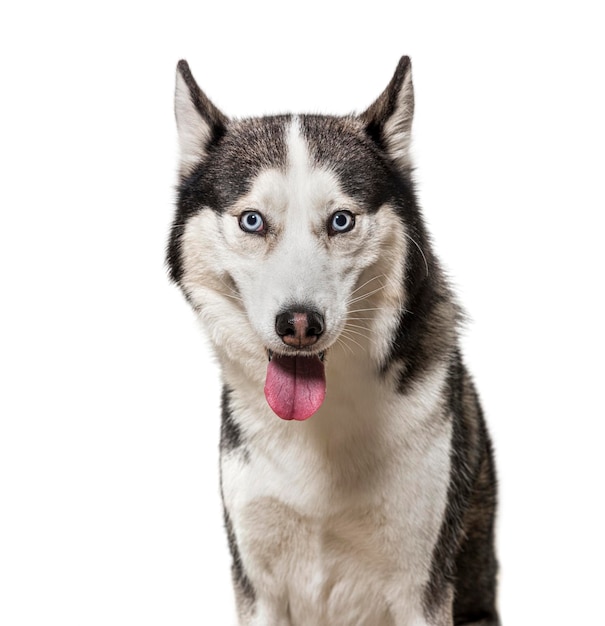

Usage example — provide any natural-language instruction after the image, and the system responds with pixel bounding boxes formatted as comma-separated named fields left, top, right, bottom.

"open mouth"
left=264, top=349, right=327, bottom=421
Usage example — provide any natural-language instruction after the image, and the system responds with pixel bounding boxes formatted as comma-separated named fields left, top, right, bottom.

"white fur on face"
left=180, top=118, right=408, bottom=366
left=229, top=119, right=367, bottom=354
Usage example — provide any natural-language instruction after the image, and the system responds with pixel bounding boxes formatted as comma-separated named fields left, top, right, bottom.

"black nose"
left=275, top=308, right=325, bottom=348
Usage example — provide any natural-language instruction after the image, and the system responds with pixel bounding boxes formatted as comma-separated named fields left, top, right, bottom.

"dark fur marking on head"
left=191, top=116, right=290, bottom=210
left=181, top=116, right=290, bottom=212
left=299, top=115, right=396, bottom=211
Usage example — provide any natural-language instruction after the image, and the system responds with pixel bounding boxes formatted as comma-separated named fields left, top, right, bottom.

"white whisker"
left=403, top=231, right=429, bottom=278
left=347, top=307, right=385, bottom=314
left=350, top=274, right=387, bottom=297
left=334, top=335, right=354, bottom=356
left=346, top=315, right=375, bottom=322
left=345, top=323, right=379, bottom=335
left=341, top=327, right=380, bottom=347
left=338, top=331, right=367, bottom=353
left=348, top=284, right=387, bottom=305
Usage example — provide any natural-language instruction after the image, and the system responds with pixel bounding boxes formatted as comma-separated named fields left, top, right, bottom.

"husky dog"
left=167, top=58, right=499, bottom=626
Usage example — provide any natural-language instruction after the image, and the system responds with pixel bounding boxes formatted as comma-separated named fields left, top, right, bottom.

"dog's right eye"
left=239, top=211, right=265, bottom=234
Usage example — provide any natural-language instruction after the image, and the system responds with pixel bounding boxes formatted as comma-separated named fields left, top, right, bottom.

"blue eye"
left=239, top=211, right=265, bottom=234
left=329, top=210, right=355, bottom=235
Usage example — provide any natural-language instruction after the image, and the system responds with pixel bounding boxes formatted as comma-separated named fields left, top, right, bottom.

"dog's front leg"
left=226, top=530, right=292, bottom=625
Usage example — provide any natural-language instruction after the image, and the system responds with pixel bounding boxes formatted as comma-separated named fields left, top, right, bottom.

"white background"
left=1, top=2, right=603, bottom=624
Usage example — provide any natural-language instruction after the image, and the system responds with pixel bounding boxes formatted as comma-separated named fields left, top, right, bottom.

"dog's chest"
left=238, top=493, right=403, bottom=624
left=221, top=384, right=452, bottom=625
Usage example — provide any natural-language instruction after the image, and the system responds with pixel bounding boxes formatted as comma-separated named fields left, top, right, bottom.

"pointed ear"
left=174, top=60, right=228, bottom=178
left=360, top=56, right=415, bottom=171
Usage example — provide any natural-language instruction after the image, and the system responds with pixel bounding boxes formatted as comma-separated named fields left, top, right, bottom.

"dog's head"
left=168, top=59, right=428, bottom=420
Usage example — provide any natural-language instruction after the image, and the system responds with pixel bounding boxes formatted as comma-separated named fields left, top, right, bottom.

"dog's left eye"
left=328, top=210, right=355, bottom=235
left=239, top=211, right=265, bottom=234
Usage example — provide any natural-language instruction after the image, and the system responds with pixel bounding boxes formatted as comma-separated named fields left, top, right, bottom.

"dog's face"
left=169, top=59, right=422, bottom=420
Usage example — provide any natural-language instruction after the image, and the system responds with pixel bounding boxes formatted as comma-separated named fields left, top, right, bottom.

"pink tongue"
left=264, top=355, right=326, bottom=421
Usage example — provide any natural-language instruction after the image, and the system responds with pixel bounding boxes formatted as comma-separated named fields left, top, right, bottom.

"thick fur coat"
left=167, top=58, right=499, bottom=625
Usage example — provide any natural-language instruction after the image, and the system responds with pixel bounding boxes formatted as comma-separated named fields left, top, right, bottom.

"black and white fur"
left=167, top=58, right=499, bottom=625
